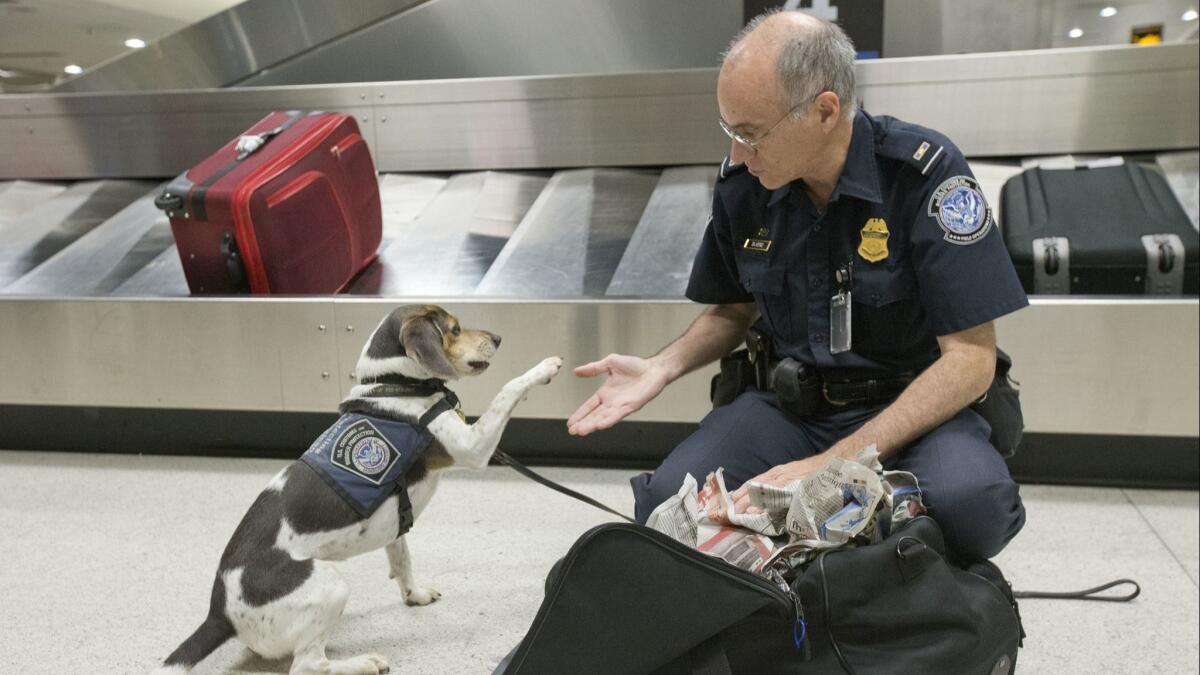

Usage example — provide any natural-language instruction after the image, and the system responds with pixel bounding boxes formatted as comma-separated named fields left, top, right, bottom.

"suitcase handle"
left=221, top=232, right=248, bottom=291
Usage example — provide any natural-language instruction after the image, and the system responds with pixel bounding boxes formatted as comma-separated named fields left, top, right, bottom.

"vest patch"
left=301, top=413, right=433, bottom=519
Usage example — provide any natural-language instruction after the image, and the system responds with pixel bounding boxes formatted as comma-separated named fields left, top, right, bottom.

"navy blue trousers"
left=632, top=390, right=1025, bottom=561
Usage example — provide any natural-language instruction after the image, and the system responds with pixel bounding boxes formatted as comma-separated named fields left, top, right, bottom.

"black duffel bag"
left=498, top=516, right=1023, bottom=675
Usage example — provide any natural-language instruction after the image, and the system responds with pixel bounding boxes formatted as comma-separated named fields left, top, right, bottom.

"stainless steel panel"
left=1156, top=151, right=1199, bottom=230
left=476, top=169, right=659, bottom=297
left=4, top=187, right=170, bottom=296
left=0, top=298, right=1195, bottom=439
left=368, top=91, right=720, bottom=173
left=112, top=246, right=189, bottom=297
left=53, top=0, right=428, bottom=93
left=4, top=43, right=1195, bottom=179
left=607, top=166, right=717, bottom=298
left=350, top=171, right=547, bottom=296
left=241, top=0, right=739, bottom=86
left=0, top=180, right=155, bottom=289
left=0, top=298, right=342, bottom=411
left=996, top=299, right=1199, bottom=437
left=0, top=181, right=67, bottom=225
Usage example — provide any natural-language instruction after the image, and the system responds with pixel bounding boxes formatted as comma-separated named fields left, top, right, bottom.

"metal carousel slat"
left=476, top=168, right=659, bottom=297
left=607, top=165, right=717, bottom=298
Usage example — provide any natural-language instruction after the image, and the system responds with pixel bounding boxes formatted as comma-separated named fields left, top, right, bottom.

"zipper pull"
left=790, top=589, right=811, bottom=660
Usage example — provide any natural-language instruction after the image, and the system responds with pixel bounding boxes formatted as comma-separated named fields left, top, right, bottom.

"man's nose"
left=729, top=139, right=753, bottom=166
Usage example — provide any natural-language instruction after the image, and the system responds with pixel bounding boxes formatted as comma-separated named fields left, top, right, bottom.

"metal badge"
left=831, top=290, right=851, bottom=354
left=858, top=218, right=890, bottom=263
left=743, top=238, right=772, bottom=252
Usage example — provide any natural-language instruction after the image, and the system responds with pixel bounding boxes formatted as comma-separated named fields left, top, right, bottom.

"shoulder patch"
left=718, top=155, right=747, bottom=181
left=927, top=175, right=992, bottom=245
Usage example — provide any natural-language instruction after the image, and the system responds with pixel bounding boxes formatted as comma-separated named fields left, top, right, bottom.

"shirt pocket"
left=738, top=262, right=792, bottom=339
left=851, top=267, right=925, bottom=364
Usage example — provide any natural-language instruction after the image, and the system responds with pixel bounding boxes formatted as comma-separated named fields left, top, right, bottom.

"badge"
left=743, top=229, right=772, bottom=252
left=928, top=176, right=992, bottom=245
left=858, top=218, right=889, bottom=262
left=331, top=419, right=401, bottom=484
left=912, top=141, right=930, bottom=161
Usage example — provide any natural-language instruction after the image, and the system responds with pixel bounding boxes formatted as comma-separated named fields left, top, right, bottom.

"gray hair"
left=725, top=10, right=858, bottom=119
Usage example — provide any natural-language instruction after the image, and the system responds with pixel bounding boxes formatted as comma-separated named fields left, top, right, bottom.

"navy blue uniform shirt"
left=686, top=110, right=1028, bottom=377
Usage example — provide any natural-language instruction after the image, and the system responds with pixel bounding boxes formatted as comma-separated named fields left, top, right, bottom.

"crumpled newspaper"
left=645, top=446, right=926, bottom=576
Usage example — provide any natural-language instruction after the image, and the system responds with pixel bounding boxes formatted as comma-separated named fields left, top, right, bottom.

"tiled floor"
left=0, top=450, right=1196, bottom=674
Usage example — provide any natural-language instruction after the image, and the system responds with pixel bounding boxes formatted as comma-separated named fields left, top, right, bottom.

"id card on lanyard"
left=831, top=262, right=853, bottom=354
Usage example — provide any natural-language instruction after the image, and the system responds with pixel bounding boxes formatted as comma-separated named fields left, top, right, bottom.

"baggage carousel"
left=0, top=40, right=1196, bottom=487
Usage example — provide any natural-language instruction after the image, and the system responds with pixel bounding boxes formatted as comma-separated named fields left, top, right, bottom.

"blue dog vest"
left=300, top=413, right=434, bottom=523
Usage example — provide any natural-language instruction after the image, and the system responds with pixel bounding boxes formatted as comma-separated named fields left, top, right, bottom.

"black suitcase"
left=1000, top=161, right=1198, bottom=295
left=498, top=518, right=1023, bottom=675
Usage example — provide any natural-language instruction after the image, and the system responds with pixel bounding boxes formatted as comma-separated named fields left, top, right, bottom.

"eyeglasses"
left=718, top=100, right=809, bottom=156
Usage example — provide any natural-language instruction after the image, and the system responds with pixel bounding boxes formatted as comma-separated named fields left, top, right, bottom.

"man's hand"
left=730, top=454, right=829, bottom=513
left=567, top=354, right=670, bottom=436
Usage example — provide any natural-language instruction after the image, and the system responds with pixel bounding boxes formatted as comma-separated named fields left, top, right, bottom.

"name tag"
left=743, top=238, right=772, bottom=253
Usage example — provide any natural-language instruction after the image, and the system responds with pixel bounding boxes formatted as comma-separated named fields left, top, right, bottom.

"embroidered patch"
left=928, top=176, right=992, bottom=245
left=330, top=419, right=401, bottom=485
left=858, top=218, right=890, bottom=262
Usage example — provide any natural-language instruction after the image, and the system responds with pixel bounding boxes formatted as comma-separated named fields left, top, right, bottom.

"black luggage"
left=499, top=517, right=1023, bottom=675
left=1000, top=160, right=1198, bottom=295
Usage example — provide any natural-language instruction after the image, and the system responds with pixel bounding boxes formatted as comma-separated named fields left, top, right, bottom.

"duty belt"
left=765, top=357, right=915, bottom=408
left=820, top=374, right=914, bottom=406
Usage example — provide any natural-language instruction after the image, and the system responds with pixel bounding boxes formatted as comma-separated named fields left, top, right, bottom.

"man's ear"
left=401, top=316, right=457, bottom=380
left=815, top=91, right=841, bottom=128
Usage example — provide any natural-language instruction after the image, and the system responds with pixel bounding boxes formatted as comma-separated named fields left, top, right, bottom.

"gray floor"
left=0, top=450, right=1196, bottom=674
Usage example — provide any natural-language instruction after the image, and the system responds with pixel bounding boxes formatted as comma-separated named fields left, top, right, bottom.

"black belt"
left=764, top=358, right=914, bottom=408
left=821, top=375, right=914, bottom=407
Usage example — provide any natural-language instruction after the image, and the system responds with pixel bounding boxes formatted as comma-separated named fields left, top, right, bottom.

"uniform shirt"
left=686, top=109, right=1028, bottom=377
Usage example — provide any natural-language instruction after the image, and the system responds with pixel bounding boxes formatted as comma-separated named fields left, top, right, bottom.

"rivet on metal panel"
left=380, top=116, right=387, bottom=123
left=361, top=117, right=368, bottom=123
left=321, top=371, right=330, bottom=379
left=346, top=325, right=354, bottom=332
left=1134, top=275, right=1142, bottom=282
left=24, top=104, right=31, bottom=111
left=349, top=373, right=358, bottom=380
left=360, top=94, right=366, bottom=101
left=318, top=324, right=327, bottom=332
left=378, top=93, right=384, bottom=99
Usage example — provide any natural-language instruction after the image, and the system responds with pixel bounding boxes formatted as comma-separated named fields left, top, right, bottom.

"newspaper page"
left=646, top=445, right=925, bottom=577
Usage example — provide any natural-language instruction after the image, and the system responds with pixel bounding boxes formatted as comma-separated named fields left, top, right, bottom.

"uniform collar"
left=767, top=109, right=883, bottom=208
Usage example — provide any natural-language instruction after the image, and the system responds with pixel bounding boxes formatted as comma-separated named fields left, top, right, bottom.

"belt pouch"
left=771, top=358, right=822, bottom=418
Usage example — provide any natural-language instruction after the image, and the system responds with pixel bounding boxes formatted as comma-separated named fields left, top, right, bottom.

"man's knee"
left=932, top=477, right=1025, bottom=561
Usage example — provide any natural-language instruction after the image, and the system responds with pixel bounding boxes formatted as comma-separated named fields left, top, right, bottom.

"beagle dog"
left=152, top=304, right=562, bottom=675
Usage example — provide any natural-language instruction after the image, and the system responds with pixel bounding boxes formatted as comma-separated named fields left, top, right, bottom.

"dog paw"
left=405, top=587, right=442, bottom=606
left=528, top=356, right=563, bottom=385
left=343, top=652, right=390, bottom=674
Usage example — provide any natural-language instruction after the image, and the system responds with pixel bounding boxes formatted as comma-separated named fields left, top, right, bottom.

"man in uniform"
left=567, top=10, right=1027, bottom=562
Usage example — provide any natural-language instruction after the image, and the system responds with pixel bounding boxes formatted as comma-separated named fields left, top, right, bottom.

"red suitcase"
left=154, top=111, right=381, bottom=294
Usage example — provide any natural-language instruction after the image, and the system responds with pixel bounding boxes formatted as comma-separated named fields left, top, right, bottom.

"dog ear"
left=401, top=316, right=457, bottom=380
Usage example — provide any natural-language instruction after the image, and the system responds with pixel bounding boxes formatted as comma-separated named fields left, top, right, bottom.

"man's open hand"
left=567, top=354, right=670, bottom=436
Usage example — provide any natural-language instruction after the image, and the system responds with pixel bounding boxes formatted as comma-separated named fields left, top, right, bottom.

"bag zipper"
left=508, top=523, right=808, bottom=673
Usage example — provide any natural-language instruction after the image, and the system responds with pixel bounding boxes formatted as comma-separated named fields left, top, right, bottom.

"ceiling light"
left=1068, top=27, right=1084, bottom=38
left=64, top=64, right=82, bottom=75
left=124, top=38, right=146, bottom=49
left=1100, top=6, right=1117, bottom=17
left=1183, top=9, right=1198, bottom=21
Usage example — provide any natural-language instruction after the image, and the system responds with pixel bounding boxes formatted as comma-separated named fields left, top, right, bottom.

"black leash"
left=492, top=450, right=636, bottom=524
left=1014, top=578, right=1140, bottom=602
left=490, top=450, right=1143, bottom=603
